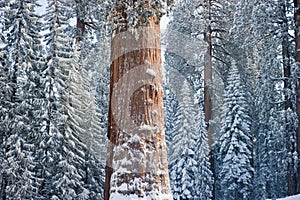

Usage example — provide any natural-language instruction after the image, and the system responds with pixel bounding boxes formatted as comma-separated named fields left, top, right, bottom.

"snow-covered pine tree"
left=164, top=0, right=205, bottom=118
left=0, top=0, right=45, bottom=198
left=163, top=0, right=209, bottom=170
left=169, top=80, right=210, bottom=199
left=81, top=32, right=110, bottom=165
left=251, top=1, right=291, bottom=198
left=279, top=0, right=299, bottom=195
left=66, top=47, right=105, bottom=199
left=169, top=81, right=198, bottom=199
left=216, top=61, right=253, bottom=200
left=0, top=50, right=14, bottom=200
left=163, top=87, right=181, bottom=158
left=201, top=0, right=238, bottom=144
left=77, top=24, right=111, bottom=198
left=0, top=3, right=13, bottom=197
left=295, top=0, right=300, bottom=193
left=40, top=0, right=89, bottom=198
left=164, top=1, right=213, bottom=198
left=210, top=0, right=249, bottom=142
left=227, top=0, right=256, bottom=139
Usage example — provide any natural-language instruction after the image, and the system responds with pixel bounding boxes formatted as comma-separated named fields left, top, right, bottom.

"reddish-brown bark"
left=104, top=9, right=172, bottom=200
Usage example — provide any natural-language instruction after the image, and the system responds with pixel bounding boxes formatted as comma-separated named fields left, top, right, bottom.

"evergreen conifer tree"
left=0, top=0, right=45, bottom=198
left=217, top=61, right=253, bottom=200
left=169, top=81, right=199, bottom=199
left=41, top=0, right=88, bottom=198
left=251, top=1, right=291, bottom=198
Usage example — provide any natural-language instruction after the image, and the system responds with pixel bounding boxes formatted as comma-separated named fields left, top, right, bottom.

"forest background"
left=0, top=0, right=300, bottom=199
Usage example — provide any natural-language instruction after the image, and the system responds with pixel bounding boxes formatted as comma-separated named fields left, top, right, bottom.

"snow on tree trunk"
left=104, top=7, right=172, bottom=200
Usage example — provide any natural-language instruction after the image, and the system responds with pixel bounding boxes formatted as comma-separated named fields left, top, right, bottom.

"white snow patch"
left=151, top=110, right=158, bottom=116
left=110, top=192, right=173, bottom=200
left=144, top=99, right=153, bottom=104
left=139, top=124, right=154, bottom=131
left=128, top=134, right=141, bottom=143
left=155, top=86, right=159, bottom=92
left=267, top=194, right=300, bottom=200
left=146, top=68, right=156, bottom=77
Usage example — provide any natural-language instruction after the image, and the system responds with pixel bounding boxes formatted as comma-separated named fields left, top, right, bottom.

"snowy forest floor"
left=267, top=194, right=300, bottom=200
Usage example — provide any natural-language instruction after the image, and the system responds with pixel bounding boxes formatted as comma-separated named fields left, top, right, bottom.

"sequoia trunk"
left=104, top=8, right=172, bottom=200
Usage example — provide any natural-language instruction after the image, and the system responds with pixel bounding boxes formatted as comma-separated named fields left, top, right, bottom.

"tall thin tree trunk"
left=104, top=4, right=172, bottom=200
left=204, top=1, right=214, bottom=199
left=282, top=1, right=297, bottom=195
left=204, top=0, right=213, bottom=149
left=294, top=0, right=300, bottom=194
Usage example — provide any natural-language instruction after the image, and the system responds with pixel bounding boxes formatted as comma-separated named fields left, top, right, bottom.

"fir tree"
left=169, top=81, right=203, bottom=199
left=78, top=29, right=111, bottom=198
left=217, top=61, right=253, bottom=200
left=0, top=0, right=44, bottom=198
left=41, top=0, right=88, bottom=198
left=163, top=87, right=181, bottom=157
left=251, top=1, right=291, bottom=198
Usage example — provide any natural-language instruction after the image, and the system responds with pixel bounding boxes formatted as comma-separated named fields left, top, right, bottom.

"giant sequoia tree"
left=104, top=1, right=174, bottom=199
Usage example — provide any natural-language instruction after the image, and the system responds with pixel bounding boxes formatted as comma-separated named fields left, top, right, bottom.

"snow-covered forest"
left=0, top=0, right=300, bottom=199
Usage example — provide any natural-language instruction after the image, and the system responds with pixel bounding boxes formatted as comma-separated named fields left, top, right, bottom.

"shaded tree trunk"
left=104, top=5, right=172, bottom=200
left=282, top=1, right=297, bottom=195
left=294, top=0, right=300, bottom=194
left=76, top=18, right=85, bottom=43
left=204, top=0, right=213, bottom=149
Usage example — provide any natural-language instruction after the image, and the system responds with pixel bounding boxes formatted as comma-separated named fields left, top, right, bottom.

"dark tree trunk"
left=204, top=0, right=213, bottom=150
left=281, top=0, right=297, bottom=195
left=76, top=18, right=85, bottom=43
left=294, top=0, right=300, bottom=194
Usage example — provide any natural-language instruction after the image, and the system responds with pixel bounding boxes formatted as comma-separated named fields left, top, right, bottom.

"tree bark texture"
left=104, top=7, right=172, bottom=200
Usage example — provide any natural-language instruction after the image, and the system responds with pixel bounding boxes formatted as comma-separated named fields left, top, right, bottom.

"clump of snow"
left=155, top=86, right=159, bottom=92
left=146, top=68, right=156, bottom=77
left=144, top=99, right=153, bottom=104
left=128, top=134, right=141, bottom=143
left=139, top=124, right=154, bottom=131
left=151, top=110, right=158, bottom=116
left=110, top=193, right=147, bottom=200
left=110, top=191, right=173, bottom=200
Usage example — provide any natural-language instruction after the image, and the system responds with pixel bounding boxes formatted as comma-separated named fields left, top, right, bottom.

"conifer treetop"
left=109, top=0, right=175, bottom=30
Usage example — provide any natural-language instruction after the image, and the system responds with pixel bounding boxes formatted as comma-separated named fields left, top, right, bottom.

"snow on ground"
left=267, top=194, right=300, bottom=200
